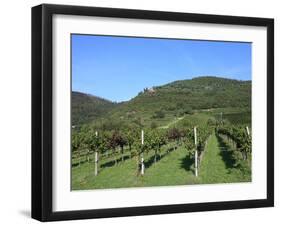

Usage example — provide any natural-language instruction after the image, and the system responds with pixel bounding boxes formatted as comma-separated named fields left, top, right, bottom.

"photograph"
left=71, top=34, right=252, bottom=190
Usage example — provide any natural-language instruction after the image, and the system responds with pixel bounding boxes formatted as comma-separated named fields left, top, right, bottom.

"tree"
left=149, top=130, right=166, bottom=163
left=184, top=106, right=193, bottom=114
left=167, top=127, right=181, bottom=151
left=150, top=121, right=158, bottom=129
left=124, top=130, right=135, bottom=158
left=107, top=131, right=121, bottom=165
left=152, top=110, right=165, bottom=119
left=116, top=131, right=127, bottom=162
left=183, top=128, right=196, bottom=158
left=207, top=118, right=217, bottom=126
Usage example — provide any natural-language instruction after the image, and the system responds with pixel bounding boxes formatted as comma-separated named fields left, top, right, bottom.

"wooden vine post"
left=87, top=149, right=90, bottom=162
left=78, top=149, right=81, bottom=167
left=245, top=126, right=250, bottom=161
left=141, top=130, right=145, bottom=175
left=194, top=127, right=198, bottom=177
left=94, top=131, right=99, bottom=176
left=246, top=126, right=250, bottom=136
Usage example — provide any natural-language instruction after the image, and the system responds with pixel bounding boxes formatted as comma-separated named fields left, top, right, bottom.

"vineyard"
left=71, top=76, right=252, bottom=190
left=71, top=119, right=251, bottom=190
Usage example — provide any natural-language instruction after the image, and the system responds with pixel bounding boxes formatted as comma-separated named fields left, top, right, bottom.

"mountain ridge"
left=72, top=76, right=251, bottom=126
left=72, top=91, right=117, bottom=125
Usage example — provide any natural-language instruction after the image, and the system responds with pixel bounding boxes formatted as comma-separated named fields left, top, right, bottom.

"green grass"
left=198, top=133, right=251, bottom=184
left=175, top=112, right=214, bottom=128
left=158, top=116, right=184, bottom=129
left=202, top=107, right=251, bottom=125
left=72, top=144, right=199, bottom=190
left=72, top=133, right=251, bottom=190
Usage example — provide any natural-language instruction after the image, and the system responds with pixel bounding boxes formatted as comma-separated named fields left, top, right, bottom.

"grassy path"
left=141, top=146, right=198, bottom=186
left=158, top=116, right=184, bottom=129
left=199, top=133, right=251, bottom=184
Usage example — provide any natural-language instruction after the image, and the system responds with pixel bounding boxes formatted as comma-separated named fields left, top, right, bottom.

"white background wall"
left=0, top=0, right=279, bottom=225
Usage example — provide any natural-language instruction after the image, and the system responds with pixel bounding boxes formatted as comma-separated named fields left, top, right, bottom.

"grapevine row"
left=216, top=126, right=251, bottom=161
left=72, top=126, right=213, bottom=176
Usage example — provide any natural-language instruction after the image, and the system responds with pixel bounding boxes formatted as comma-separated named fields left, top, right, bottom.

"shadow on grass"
left=144, top=155, right=156, bottom=170
left=143, top=145, right=178, bottom=170
left=72, top=144, right=180, bottom=172
left=72, top=152, right=132, bottom=168
left=179, top=155, right=194, bottom=173
left=216, top=134, right=236, bottom=169
left=71, top=159, right=89, bottom=167
left=100, top=154, right=131, bottom=169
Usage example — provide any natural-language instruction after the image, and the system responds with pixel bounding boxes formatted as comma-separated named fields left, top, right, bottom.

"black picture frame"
left=32, top=3, right=274, bottom=222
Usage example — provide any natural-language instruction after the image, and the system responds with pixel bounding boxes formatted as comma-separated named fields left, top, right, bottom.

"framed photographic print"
left=32, top=4, right=274, bottom=221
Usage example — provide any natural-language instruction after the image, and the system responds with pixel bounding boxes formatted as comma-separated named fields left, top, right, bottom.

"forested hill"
left=108, top=76, right=251, bottom=120
left=136, top=76, right=251, bottom=110
left=72, top=91, right=116, bottom=125
left=72, top=76, right=251, bottom=126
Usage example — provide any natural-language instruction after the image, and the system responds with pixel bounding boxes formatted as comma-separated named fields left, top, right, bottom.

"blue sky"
left=72, top=34, right=251, bottom=102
